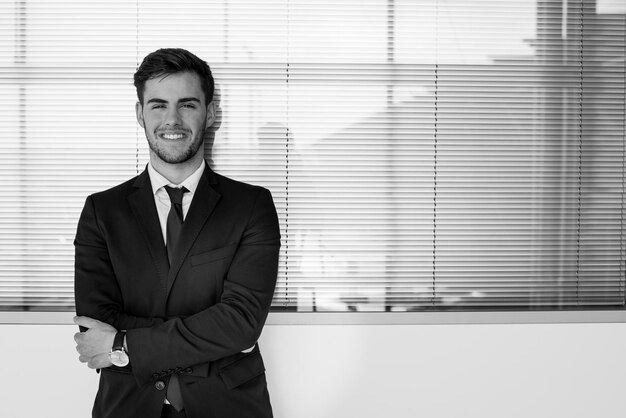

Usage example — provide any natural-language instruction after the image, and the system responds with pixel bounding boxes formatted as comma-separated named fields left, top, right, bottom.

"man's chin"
left=157, top=153, right=195, bottom=165
left=150, top=144, right=202, bottom=165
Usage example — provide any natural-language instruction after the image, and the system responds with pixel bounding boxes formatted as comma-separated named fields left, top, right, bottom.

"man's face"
left=136, top=71, right=215, bottom=165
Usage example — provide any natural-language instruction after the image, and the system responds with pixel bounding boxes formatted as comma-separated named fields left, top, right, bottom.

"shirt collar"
left=147, top=161, right=206, bottom=196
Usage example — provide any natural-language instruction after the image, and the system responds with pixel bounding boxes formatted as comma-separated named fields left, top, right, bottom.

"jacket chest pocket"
left=190, top=244, right=237, bottom=267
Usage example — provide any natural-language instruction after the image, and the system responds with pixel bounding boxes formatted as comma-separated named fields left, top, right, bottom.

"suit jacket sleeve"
left=74, top=194, right=165, bottom=331
left=127, top=187, right=281, bottom=386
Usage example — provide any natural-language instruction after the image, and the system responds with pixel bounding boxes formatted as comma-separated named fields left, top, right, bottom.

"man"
left=73, top=48, right=280, bottom=418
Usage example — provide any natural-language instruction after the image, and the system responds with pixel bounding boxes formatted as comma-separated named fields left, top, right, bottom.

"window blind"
left=0, top=0, right=624, bottom=313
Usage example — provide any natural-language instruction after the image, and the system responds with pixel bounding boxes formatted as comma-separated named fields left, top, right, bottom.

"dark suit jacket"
left=74, top=162, right=280, bottom=418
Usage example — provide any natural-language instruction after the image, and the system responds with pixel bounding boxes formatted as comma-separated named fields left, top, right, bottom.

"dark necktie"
left=165, top=185, right=187, bottom=266
left=163, top=185, right=187, bottom=411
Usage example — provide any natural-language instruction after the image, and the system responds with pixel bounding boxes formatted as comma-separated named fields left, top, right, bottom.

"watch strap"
left=112, top=330, right=127, bottom=352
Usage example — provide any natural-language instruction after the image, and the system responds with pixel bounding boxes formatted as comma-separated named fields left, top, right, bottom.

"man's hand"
left=73, top=316, right=117, bottom=369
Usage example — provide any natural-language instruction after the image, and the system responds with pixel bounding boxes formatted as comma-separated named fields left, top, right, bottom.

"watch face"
left=109, top=350, right=129, bottom=367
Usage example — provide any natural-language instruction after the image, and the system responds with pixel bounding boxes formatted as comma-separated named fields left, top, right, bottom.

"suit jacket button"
left=155, top=380, right=166, bottom=391
left=185, top=367, right=193, bottom=375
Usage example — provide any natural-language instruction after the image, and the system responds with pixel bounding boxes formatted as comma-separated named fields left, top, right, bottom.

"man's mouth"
left=158, top=131, right=187, bottom=140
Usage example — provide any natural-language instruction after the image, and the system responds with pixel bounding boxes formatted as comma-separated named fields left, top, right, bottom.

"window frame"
left=3, top=310, right=626, bottom=325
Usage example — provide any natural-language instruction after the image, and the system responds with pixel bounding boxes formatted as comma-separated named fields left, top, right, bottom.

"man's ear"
left=135, top=102, right=145, bottom=128
left=206, top=101, right=216, bottom=127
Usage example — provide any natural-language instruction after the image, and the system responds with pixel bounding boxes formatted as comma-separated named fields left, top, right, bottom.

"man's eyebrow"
left=146, top=98, right=167, bottom=104
left=178, top=97, right=201, bottom=103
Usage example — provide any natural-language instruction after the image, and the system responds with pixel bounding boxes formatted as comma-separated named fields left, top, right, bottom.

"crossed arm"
left=73, top=188, right=281, bottom=383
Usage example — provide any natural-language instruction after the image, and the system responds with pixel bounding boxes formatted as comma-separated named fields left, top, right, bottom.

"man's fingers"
left=74, top=316, right=116, bottom=333
left=73, top=316, right=103, bottom=329
left=73, top=316, right=117, bottom=367
left=74, top=331, right=85, bottom=343
left=88, top=353, right=112, bottom=369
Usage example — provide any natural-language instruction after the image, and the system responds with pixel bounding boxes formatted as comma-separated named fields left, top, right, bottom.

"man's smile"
left=157, top=131, right=188, bottom=140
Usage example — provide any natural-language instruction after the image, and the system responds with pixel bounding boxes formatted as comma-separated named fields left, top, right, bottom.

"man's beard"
left=147, top=130, right=205, bottom=164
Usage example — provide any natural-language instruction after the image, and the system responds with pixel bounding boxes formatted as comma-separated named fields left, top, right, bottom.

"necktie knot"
left=164, top=186, right=188, bottom=206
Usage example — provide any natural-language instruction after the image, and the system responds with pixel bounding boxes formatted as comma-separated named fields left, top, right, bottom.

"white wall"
left=2, top=322, right=625, bottom=418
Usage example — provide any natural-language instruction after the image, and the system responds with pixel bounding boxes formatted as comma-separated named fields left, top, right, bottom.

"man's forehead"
left=143, top=72, right=203, bottom=98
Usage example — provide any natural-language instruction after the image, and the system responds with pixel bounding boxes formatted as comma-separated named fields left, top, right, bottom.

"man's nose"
left=164, top=107, right=182, bottom=126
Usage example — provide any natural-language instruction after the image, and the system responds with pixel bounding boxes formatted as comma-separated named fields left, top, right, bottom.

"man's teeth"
left=162, top=133, right=184, bottom=140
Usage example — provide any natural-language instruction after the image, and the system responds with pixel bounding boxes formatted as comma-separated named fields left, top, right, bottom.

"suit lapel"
left=166, top=164, right=221, bottom=295
left=127, top=169, right=169, bottom=292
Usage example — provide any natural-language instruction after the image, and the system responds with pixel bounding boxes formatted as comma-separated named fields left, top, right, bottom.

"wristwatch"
left=109, top=330, right=129, bottom=367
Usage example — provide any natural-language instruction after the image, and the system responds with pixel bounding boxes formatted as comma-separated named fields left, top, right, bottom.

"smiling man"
left=73, top=48, right=280, bottom=418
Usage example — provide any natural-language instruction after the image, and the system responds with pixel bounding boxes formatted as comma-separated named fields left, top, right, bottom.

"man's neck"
left=149, top=152, right=204, bottom=185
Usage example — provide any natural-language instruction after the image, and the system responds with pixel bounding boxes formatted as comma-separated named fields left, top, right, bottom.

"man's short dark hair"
left=134, top=48, right=214, bottom=105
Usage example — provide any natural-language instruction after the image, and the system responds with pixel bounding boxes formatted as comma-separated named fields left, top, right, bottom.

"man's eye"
left=151, top=104, right=165, bottom=109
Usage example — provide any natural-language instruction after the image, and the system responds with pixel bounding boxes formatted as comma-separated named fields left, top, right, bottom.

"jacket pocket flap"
left=190, top=244, right=237, bottom=266
left=218, top=351, right=265, bottom=389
